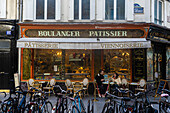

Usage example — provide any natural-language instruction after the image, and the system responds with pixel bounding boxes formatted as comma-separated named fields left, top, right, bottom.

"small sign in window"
left=6, top=31, right=11, bottom=35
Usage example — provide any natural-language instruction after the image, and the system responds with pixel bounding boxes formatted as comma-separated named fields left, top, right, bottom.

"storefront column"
left=61, top=50, right=65, bottom=80
left=94, top=50, right=102, bottom=76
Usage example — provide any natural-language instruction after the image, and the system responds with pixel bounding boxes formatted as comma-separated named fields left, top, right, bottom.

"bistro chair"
left=82, top=78, right=89, bottom=96
left=135, top=79, right=146, bottom=93
left=27, top=78, right=35, bottom=90
left=73, top=82, right=83, bottom=98
left=43, top=79, right=56, bottom=96
left=32, top=81, right=42, bottom=90
left=65, top=79, right=73, bottom=93
left=119, top=78, right=129, bottom=96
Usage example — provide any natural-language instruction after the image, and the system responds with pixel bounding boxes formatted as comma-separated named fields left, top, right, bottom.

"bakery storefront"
left=17, top=23, right=151, bottom=82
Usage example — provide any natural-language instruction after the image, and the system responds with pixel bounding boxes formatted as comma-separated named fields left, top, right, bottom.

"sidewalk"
left=0, top=93, right=163, bottom=113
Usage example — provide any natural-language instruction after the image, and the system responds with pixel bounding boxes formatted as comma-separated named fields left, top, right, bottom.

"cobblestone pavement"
left=0, top=93, right=166, bottom=113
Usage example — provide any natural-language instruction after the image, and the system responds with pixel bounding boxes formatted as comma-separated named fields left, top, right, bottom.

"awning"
left=17, top=38, right=151, bottom=49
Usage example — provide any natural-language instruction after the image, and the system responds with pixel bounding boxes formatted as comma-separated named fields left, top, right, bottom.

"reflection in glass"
left=105, top=0, right=114, bottom=20
left=154, top=0, right=157, bottom=24
left=74, top=0, right=79, bottom=19
left=104, top=50, right=130, bottom=80
left=65, top=50, right=92, bottom=80
left=116, top=0, right=125, bottom=20
left=47, top=0, right=55, bottom=19
left=34, top=49, right=62, bottom=80
left=159, top=1, right=162, bottom=25
left=82, top=0, right=90, bottom=19
left=36, top=0, right=44, bottom=19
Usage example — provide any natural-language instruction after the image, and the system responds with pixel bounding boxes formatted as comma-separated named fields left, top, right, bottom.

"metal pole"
left=18, top=48, right=21, bottom=86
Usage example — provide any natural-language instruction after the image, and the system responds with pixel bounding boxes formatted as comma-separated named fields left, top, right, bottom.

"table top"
left=39, top=81, right=46, bottom=83
left=129, top=82, right=139, bottom=85
left=102, top=81, right=114, bottom=85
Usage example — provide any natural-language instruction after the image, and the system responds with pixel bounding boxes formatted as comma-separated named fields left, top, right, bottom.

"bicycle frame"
left=72, top=94, right=85, bottom=113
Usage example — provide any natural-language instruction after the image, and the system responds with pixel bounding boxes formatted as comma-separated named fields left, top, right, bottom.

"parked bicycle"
left=102, top=87, right=158, bottom=113
left=25, top=87, right=53, bottom=113
left=53, top=85, right=94, bottom=113
left=1, top=86, right=27, bottom=113
left=0, top=92, right=7, bottom=112
left=102, top=88, right=140, bottom=113
left=159, top=89, right=170, bottom=113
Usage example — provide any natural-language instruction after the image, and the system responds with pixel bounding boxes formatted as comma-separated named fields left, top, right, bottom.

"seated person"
left=111, top=72, right=121, bottom=94
left=95, top=69, right=107, bottom=97
left=111, top=72, right=121, bottom=85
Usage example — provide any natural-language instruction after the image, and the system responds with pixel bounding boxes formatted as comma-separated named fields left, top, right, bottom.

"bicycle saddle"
left=161, top=94, right=169, bottom=98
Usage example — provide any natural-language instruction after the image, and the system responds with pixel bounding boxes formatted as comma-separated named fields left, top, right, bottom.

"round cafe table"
left=102, top=81, right=114, bottom=85
left=102, top=81, right=115, bottom=93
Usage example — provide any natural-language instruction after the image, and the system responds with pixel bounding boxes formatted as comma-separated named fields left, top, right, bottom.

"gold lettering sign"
left=24, top=42, right=59, bottom=49
left=101, top=43, right=144, bottom=49
left=25, top=29, right=145, bottom=38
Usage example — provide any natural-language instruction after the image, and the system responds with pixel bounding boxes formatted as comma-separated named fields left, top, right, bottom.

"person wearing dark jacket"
left=95, top=69, right=106, bottom=97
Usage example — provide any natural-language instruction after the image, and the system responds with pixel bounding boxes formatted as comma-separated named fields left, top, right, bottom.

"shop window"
left=23, top=49, right=31, bottom=80
left=34, top=49, right=62, bottom=80
left=65, top=50, right=92, bottom=80
left=104, top=50, right=130, bottom=80
left=36, top=0, right=55, bottom=19
left=105, top=0, right=125, bottom=20
left=74, top=0, right=90, bottom=19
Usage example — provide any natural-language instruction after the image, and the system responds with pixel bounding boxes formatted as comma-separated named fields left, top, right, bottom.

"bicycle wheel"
left=87, top=100, right=90, bottom=113
left=137, top=101, right=145, bottom=113
left=101, top=102, right=109, bottom=113
left=43, top=101, right=53, bottom=113
left=119, top=105, right=126, bottom=113
left=159, top=102, right=166, bottom=113
left=91, top=100, right=94, bottom=113
left=71, top=105, right=80, bottom=113
left=108, top=107, right=114, bottom=113
left=25, top=104, right=39, bottom=113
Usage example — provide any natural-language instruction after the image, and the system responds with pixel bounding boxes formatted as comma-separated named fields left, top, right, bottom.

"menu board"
left=132, top=49, right=146, bottom=81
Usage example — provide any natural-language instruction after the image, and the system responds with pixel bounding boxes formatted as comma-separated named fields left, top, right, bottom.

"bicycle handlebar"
left=106, top=92, right=123, bottom=100
left=15, top=86, right=23, bottom=92
left=0, top=92, right=7, bottom=98
left=53, top=85, right=67, bottom=94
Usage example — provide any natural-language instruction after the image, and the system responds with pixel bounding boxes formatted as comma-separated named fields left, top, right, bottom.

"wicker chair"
left=27, top=78, right=35, bottom=90
left=73, top=82, right=83, bottom=98
left=135, top=79, right=146, bottom=93
left=65, top=79, right=73, bottom=93
left=119, top=78, right=129, bottom=96
left=82, top=78, right=89, bottom=96
left=43, top=79, right=56, bottom=96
